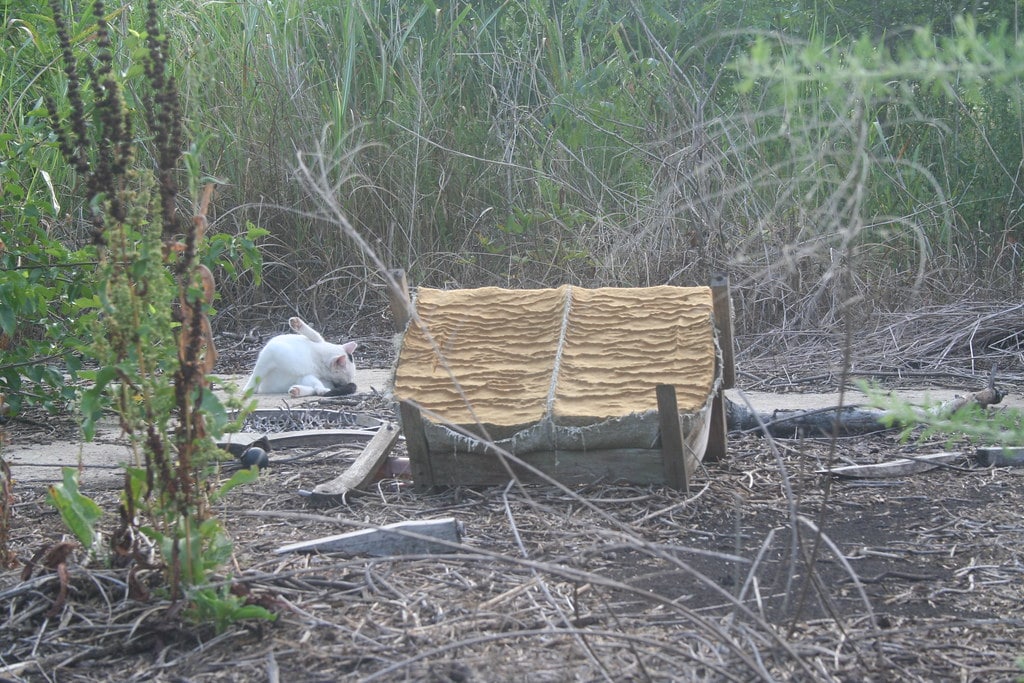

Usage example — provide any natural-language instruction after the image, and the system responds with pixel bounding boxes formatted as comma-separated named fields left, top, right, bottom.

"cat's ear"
left=332, top=342, right=356, bottom=369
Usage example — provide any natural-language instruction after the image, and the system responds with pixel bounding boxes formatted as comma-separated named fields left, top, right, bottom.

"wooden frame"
left=398, top=277, right=736, bottom=491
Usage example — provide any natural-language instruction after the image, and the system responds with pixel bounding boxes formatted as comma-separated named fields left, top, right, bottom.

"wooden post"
left=710, top=273, right=735, bottom=389
left=399, top=400, right=435, bottom=490
left=708, top=273, right=733, bottom=463
left=704, top=392, right=727, bottom=463
left=387, top=268, right=412, bottom=333
left=656, top=384, right=688, bottom=492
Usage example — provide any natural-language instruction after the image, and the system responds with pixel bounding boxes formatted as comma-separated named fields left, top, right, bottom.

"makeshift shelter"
left=393, top=282, right=733, bottom=490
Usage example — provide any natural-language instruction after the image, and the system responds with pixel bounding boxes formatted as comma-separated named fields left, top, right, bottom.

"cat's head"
left=327, top=341, right=358, bottom=382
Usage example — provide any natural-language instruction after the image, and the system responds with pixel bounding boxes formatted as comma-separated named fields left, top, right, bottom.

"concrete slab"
left=6, top=367, right=395, bottom=488
left=729, top=387, right=1024, bottom=411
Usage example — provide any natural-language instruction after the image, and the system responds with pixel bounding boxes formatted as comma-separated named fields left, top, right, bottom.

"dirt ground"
left=1, top=329, right=1023, bottom=682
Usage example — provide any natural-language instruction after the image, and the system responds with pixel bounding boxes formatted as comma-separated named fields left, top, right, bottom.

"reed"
left=7, top=0, right=1024, bottom=335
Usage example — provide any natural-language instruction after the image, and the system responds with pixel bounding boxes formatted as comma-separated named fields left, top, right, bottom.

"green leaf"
left=47, top=468, right=104, bottom=550
left=79, top=366, right=118, bottom=440
left=122, top=467, right=150, bottom=507
left=0, top=306, right=15, bottom=337
left=199, top=390, right=236, bottom=436
left=211, top=467, right=260, bottom=502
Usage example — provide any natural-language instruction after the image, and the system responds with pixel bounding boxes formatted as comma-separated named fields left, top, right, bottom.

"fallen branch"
left=274, top=517, right=463, bottom=557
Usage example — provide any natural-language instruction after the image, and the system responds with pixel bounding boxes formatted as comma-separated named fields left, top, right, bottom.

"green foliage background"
left=2, top=0, right=1023, bottom=408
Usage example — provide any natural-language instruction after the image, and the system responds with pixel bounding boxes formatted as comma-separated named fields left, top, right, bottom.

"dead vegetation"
left=2, top=311, right=1024, bottom=681
left=2, top=427, right=1022, bottom=681
left=738, top=301, right=1024, bottom=392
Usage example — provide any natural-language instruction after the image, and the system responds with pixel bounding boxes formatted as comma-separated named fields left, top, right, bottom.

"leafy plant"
left=202, top=222, right=270, bottom=287
left=40, top=0, right=261, bottom=622
left=867, top=386, right=1024, bottom=447
left=46, top=468, right=104, bottom=552
left=0, top=0, right=98, bottom=413
left=186, top=585, right=276, bottom=635
left=732, top=17, right=1024, bottom=298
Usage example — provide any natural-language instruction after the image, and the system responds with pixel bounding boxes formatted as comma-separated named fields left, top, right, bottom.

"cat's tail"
left=322, top=382, right=357, bottom=397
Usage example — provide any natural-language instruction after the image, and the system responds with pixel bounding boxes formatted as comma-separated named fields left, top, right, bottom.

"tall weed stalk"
left=44, top=0, right=262, bottom=607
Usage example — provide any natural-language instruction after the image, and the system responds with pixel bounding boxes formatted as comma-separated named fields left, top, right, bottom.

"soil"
left=1, top=326, right=1023, bottom=682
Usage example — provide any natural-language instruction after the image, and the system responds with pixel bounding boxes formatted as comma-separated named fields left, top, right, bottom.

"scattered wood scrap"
left=302, top=423, right=401, bottom=503
left=975, top=447, right=1024, bottom=467
left=274, top=517, right=462, bottom=557
left=817, top=452, right=963, bottom=479
left=217, top=428, right=379, bottom=453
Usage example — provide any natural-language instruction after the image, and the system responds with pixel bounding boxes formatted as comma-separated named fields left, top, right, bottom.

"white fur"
left=243, top=317, right=357, bottom=397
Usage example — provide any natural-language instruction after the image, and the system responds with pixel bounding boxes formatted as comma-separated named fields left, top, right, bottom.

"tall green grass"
left=169, top=0, right=738, bottom=315
left=7, top=0, right=1024, bottom=334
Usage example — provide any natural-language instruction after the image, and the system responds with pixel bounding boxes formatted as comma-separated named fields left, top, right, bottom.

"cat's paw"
left=289, top=317, right=305, bottom=332
left=288, top=385, right=312, bottom=397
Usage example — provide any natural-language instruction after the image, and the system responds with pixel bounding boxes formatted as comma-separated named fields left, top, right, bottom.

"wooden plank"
left=400, top=400, right=435, bottom=490
left=408, top=394, right=720, bottom=489
left=274, top=517, right=462, bottom=557
left=264, top=429, right=379, bottom=449
left=656, top=384, right=688, bottom=491
left=426, top=447, right=667, bottom=487
left=708, top=273, right=731, bottom=463
left=306, top=423, right=401, bottom=501
left=387, top=268, right=412, bottom=332
left=817, top=452, right=962, bottom=478
left=710, top=273, right=735, bottom=389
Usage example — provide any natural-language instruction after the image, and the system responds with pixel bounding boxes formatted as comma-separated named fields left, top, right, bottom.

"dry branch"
left=273, top=517, right=463, bottom=557
left=740, top=301, right=1024, bottom=390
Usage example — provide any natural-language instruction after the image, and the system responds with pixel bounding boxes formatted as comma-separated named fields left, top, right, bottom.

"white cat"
left=242, top=317, right=358, bottom=397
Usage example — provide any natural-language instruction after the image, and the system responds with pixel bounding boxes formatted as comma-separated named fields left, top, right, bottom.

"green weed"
left=33, top=0, right=264, bottom=631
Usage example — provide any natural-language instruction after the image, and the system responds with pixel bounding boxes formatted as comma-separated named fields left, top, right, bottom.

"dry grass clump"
left=734, top=299, right=1024, bottom=392
left=3, top=423, right=1023, bottom=681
